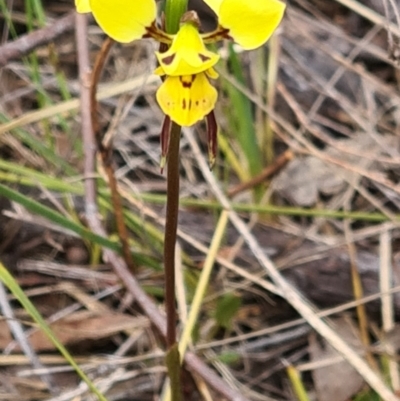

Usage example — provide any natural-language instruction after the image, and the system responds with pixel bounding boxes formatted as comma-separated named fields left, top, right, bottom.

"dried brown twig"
left=89, top=36, right=137, bottom=274
left=183, top=126, right=399, bottom=401
left=0, top=12, right=75, bottom=67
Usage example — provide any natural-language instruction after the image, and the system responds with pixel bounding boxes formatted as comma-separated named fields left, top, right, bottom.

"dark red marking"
left=199, top=54, right=211, bottom=62
left=179, top=75, right=195, bottom=88
left=160, top=115, right=172, bottom=173
left=162, top=53, right=176, bottom=65
left=207, top=111, right=218, bottom=169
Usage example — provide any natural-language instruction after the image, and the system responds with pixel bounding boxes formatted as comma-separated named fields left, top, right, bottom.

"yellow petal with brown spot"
left=156, top=72, right=217, bottom=126
left=156, top=22, right=219, bottom=76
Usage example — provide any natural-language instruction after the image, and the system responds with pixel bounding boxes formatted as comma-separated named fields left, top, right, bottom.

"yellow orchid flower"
left=155, top=20, right=220, bottom=76
left=203, top=0, right=285, bottom=50
left=76, top=0, right=285, bottom=164
left=156, top=69, right=218, bottom=127
left=75, top=0, right=157, bottom=43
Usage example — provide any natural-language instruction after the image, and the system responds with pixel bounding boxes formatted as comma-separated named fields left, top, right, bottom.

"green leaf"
left=214, top=293, right=241, bottom=329
left=353, top=390, right=379, bottom=401
left=216, top=350, right=241, bottom=365
left=225, top=44, right=263, bottom=178
left=0, top=182, right=120, bottom=251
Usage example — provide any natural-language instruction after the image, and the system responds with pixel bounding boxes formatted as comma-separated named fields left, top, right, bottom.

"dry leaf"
left=7, top=311, right=149, bottom=351
left=309, top=317, right=364, bottom=401
left=273, top=156, right=345, bottom=206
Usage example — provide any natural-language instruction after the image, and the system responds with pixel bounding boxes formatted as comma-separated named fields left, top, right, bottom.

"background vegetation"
left=1, top=0, right=400, bottom=400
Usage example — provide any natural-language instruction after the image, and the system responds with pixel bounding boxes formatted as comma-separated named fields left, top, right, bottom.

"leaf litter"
left=1, top=0, right=400, bottom=400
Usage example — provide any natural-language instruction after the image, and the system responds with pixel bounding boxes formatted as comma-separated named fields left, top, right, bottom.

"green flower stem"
left=164, top=0, right=188, bottom=34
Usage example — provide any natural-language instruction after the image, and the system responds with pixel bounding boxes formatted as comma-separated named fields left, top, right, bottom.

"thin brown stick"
left=90, top=37, right=114, bottom=135
left=164, top=122, right=181, bottom=348
left=76, top=14, right=97, bottom=214
left=184, top=127, right=399, bottom=401
left=90, top=37, right=137, bottom=273
left=344, top=221, right=378, bottom=370
left=227, top=150, right=293, bottom=198
left=0, top=282, right=58, bottom=393
left=75, top=12, right=248, bottom=401
left=0, top=12, right=75, bottom=67
left=163, top=122, right=182, bottom=399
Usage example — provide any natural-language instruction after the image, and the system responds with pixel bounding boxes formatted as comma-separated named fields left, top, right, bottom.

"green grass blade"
left=0, top=183, right=120, bottom=251
left=0, top=115, right=76, bottom=174
left=0, top=262, right=109, bottom=401
left=286, top=364, right=311, bottom=401
left=225, top=44, right=263, bottom=178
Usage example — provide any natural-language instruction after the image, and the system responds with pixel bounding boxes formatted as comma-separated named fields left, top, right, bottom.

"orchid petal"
left=156, top=22, right=219, bottom=76
left=201, top=0, right=222, bottom=15
left=88, top=0, right=156, bottom=43
left=75, top=0, right=91, bottom=13
left=156, top=72, right=217, bottom=126
left=204, top=0, right=285, bottom=49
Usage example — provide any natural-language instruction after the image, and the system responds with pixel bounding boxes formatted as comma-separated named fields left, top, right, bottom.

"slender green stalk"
left=225, top=44, right=262, bottom=179
left=286, top=365, right=311, bottom=401
left=164, top=0, right=188, bottom=33
left=179, top=210, right=229, bottom=356
left=136, top=193, right=398, bottom=222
